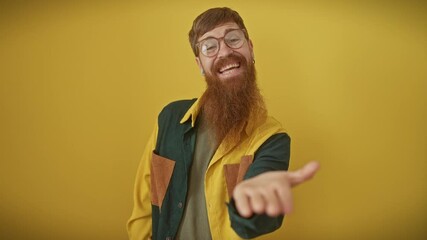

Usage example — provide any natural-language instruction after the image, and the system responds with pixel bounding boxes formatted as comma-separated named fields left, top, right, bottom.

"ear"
left=248, top=39, right=255, bottom=60
left=195, top=57, right=205, bottom=75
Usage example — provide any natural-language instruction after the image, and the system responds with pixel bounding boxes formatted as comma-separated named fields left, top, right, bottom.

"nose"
left=216, top=39, right=233, bottom=58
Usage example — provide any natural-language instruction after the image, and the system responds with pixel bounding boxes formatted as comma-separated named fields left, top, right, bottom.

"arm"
left=228, top=133, right=320, bottom=238
left=233, top=161, right=320, bottom=217
left=127, top=124, right=158, bottom=240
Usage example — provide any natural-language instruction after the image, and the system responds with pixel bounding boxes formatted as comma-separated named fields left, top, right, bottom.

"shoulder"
left=158, top=98, right=197, bottom=121
left=161, top=99, right=197, bottom=112
left=261, top=116, right=290, bottom=146
left=254, top=116, right=287, bottom=138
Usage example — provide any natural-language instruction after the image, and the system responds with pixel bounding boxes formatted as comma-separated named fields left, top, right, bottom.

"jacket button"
left=178, top=202, right=183, bottom=208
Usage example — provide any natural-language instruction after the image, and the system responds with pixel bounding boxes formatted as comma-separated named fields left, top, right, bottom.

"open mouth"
left=218, top=62, right=241, bottom=75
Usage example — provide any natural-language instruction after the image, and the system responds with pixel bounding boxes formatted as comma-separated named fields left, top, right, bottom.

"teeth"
left=220, top=63, right=239, bottom=73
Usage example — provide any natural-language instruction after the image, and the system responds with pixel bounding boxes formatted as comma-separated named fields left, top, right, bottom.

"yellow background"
left=1, top=1, right=426, bottom=239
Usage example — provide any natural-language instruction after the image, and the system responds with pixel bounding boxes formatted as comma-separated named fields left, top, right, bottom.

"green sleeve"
left=227, top=133, right=291, bottom=239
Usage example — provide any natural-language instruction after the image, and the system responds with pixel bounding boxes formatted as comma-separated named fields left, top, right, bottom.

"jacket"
left=128, top=98, right=290, bottom=240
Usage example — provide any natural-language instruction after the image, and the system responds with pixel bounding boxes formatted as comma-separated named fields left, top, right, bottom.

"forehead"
left=198, top=22, right=240, bottom=41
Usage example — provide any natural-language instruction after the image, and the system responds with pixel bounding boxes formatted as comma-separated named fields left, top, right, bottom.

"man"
left=128, top=7, right=319, bottom=240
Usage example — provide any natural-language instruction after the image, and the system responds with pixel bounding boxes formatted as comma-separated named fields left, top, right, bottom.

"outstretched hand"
left=232, top=161, right=320, bottom=218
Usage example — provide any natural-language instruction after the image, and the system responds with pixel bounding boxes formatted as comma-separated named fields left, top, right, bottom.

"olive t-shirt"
left=176, top=117, right=218, bottom=240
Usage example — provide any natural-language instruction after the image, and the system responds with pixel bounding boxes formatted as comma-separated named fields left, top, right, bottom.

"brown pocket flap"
left=223, top=155, right=254, bottom=198
left=150, top=152, right=175, bottom=209
left=236, top=155, right=254, bottom=183
left=224, top=164, right=240, bottom=197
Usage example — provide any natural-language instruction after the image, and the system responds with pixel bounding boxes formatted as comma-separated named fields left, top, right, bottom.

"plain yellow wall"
left=1, top=1, right=426, bottom=239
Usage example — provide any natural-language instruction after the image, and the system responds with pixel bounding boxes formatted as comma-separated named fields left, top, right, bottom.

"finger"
left=248, top=191, right=266, bottom=215
left=233, top=187, right=253, bottom=218
left=288, top=161, right=320, bottom=187
left=276, top=183, right=293, bottom=214
left=265, top=189, right=283, bottom=217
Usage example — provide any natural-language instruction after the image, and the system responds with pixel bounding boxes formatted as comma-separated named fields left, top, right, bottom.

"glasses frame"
left=196, top=28, right=247, bottom=57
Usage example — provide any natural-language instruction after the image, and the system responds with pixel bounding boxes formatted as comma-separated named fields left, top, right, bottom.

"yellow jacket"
left=128, top=98, right=290, bottom=240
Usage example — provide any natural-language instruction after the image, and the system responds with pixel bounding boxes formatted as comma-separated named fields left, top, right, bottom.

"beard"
left=199, top=53, right=267, bottom=149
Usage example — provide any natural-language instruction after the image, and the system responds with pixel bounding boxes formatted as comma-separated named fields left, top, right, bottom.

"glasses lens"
left=225, top=30, right=244, bottom=49
left=200, top=39, right=219, bottom=57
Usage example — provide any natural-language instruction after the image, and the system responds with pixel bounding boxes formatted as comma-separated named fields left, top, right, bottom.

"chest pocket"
left=150, top=152, right=175, bottom=210
left=223, top=155, right=253, bottom=197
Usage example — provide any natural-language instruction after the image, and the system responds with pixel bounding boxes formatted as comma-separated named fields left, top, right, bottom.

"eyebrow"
left=198, top=28, right=241, bottom=43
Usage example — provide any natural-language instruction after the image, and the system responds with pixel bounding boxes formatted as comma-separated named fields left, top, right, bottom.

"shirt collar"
left=180, top=98, right=201, bottom=127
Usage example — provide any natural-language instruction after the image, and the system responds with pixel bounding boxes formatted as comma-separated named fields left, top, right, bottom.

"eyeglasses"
left=196, top=29, right=246, bottom=57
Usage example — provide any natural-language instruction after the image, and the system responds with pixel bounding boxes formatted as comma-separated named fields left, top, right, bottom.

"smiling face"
left=195, top=22, right=254, bottom=82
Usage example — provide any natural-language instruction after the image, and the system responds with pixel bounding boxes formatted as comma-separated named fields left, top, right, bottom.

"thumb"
left=287, top=161, right=320, bottom=187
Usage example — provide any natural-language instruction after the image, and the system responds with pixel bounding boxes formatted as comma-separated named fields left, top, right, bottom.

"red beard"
left=199, top=53, right=267, bottom=149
